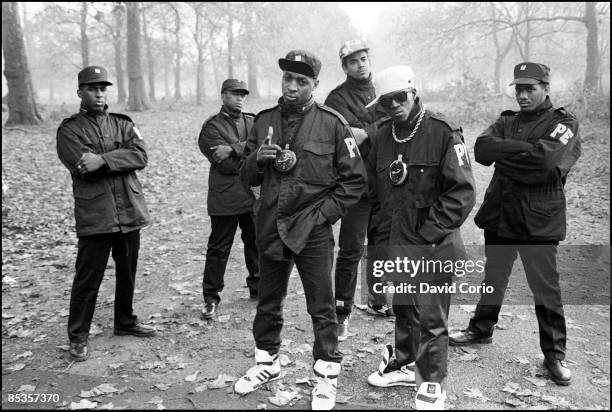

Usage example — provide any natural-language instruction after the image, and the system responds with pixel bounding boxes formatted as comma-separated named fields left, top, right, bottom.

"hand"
left=350, top=127, right=368, bottom=145
left=256, top=126, right=282, bottom=166
left=76, top=152, right=106, bottom=174
left=210, top=145, right=233, bottom=162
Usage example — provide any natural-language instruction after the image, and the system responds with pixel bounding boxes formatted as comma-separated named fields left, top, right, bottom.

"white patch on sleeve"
left=453, top=143, right=470, bottom=167
left=344, top=137, right=360, bottom=158
left=133, top=126, right=143, bottom=140
left=549, top=123, right=573, bottom=145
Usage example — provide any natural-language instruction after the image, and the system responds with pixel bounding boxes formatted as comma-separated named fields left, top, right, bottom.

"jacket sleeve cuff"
left=319, top=201, right=341, bottom=225
left=230, top=142, right=244, bottom=157
left=418, top=223, right=442, bottom=245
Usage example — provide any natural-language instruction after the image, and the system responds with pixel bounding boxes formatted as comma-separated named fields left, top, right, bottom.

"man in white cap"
left=325, top=40, right=392, bottom=341
left=364, top=65, right=476, bottom=409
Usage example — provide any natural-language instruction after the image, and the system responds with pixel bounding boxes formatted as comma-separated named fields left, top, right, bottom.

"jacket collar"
left=345, top=73, right=373, bottom=91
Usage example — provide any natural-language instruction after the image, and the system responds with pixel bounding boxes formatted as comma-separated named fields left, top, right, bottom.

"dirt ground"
left=2, top=99, right=610, bottom=410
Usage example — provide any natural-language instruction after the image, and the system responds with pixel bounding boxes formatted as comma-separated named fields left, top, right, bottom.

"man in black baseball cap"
left=78, top=66, right=113, bottom=87
left=57, top=65, right=155, bottom=363
left=450, top=61, right=582, bottom=388
left=234, top=49, right=367, bottom=410
left=197, top=78, right=259, bottom=320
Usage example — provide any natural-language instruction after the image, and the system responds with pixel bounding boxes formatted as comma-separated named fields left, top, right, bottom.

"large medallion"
left=389, top=154, right=408, bottom=186
left=274, top=144, right=297, bottom=173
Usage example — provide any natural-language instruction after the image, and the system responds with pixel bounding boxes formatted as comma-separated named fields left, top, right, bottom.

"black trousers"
left=393, top=274, right=452, bottom=385
left=203, top=213, right=259, bottom=304
left=253, top=224, right=342, bottom=363
left=468, top=230, right=566, bottom=361
left=68, top=230, right=140, bottom=344
left=334, top=197, right=371, bottom=320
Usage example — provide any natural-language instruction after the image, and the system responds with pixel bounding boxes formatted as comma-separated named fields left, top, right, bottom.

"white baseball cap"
left=366, top=65, right=415, bottom=108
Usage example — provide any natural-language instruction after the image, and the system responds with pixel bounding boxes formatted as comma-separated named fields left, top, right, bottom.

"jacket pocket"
left=529, top=198, right=564, bottom=217
left=406, top=160, right=440, bottom=206
left=74, top=182, right=105, bottom=200
left=299, top=141, right=335, bottom=183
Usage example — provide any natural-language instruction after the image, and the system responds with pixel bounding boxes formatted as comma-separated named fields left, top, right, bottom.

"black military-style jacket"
left=473, top=98, right=581, bottom=241
left=57, top=107, right=150, bottom=237
left=242, top=101, right=367, bottom=260
left=198, top=107, right=255, bottom=216
left=324, top=74, right=389, bottom=161
left=366, top=101, right=476, bottom=254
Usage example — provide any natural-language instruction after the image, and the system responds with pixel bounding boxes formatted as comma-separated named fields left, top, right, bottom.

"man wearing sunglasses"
left=364, top=65, right=476, bottom=409
left=324, top=40, right=392, bottom=341
left=449, top=62, right=581, bottom=387
left=234, top=49, right=366, bottom=410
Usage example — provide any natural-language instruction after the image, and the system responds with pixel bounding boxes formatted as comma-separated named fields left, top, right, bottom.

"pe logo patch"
left=453, top=143, right=470, bottom=167
left=344, top=137, right=360, bottom=158
left=550, top=123, right=573, bottom=145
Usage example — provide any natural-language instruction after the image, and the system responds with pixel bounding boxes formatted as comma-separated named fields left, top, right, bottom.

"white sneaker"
left=367, top=344, right=416, bottom=387
left=311, top=359, right=341, bottom=410
left=233, top=348, right=281, bottom=395
left=337, top=316, right=350, bottom=342
left=415, top=382, right=447, bottom=410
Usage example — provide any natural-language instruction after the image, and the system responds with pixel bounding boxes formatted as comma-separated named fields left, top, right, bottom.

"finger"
left=271, top=144, right=283, bottom=151
left=267, top=126, right=273, bottom=139
left=211, top=145, right=218, bottom=150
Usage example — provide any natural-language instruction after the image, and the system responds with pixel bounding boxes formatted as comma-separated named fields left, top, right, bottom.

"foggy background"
left=2, top=2, right=610, bottom=113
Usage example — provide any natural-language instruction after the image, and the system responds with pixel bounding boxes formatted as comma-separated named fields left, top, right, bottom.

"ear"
left=313, top=78, right=319, bottom=90
left=341, top=64, right=348, bottom=75
left=543, top=84, right=550, bottom=94
left=77, top=88, right=83, bottom=99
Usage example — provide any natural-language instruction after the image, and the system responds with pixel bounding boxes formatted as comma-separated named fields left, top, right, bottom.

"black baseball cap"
left=509, top=62, right=551, bottom=85
left=278, top=50, right=322, bottom=79
left=221, top=78, right=249, bottom=94
left=78, top=66, right=112, bottom=87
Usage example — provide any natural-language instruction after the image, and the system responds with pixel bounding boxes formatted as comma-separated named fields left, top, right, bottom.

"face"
left=222, top=90, right=247, bottom=112
left=282, top=70, right=318, bottom=106
left=379, top=89, right=415, bottom=122
left=77, top=83, right=108, bottom=113
left=342, top=50, right=370, bottom=81
left=515, top=83, right=549, bottom=112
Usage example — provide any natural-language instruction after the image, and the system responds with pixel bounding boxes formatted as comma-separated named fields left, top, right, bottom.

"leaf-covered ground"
left=2, top=101, right=610, bottom=410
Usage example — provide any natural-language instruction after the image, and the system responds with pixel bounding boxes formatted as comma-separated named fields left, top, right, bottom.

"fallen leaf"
left=457, top=353, right=479, bottom=362
left=278, top=354, right=292, bottom=367
left=367, top=392, right=383, bottom=400
left=8, top=363, right=26, bottom=372
left=154, top=383, right=171, bottom=391
left=56, top=344, right=70, bottom=351
left=514, top=389, right=534, bottom=397
left=590, top=375, right=610, bottom=387
left=463, top=387, right=486, bottom=400
left=146, top=396, right=164, bottom=405
left=17, top=384, right=36, bottom=392
left=256, top=403, right=267, bottom=409
left=524, top=377, right=547, bottom=387
left=194, top=384, right=208, bottom=392
left=217, top=315, right=230, bottom=323
left=268, top=388, right=298, bottom=407
left=70, top=399, right=98, bottom=410
left=14, top=351, right=33, bottom=360
left=185, top=371, right=199, bottom=382
left=501, top=382, right=519, bottom=394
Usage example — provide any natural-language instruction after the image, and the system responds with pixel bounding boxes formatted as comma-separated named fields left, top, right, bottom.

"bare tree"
left=2, top=2, right=43, bottom=125
left=93, top=3, right=127, bottom=104
left=227, top=3, right=234, bottom=78
left=80, top=2, right=89, bottom=67
left=189, top=2, right=219, bottom=105
left=125, top=2, right=150, bottom=111
left=141, top=6, right=156, bottom=102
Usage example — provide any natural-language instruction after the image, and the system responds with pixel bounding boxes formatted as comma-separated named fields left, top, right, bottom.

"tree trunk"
left=113, top=4, right=127, bottom=104
left=173, top=6, right=182, bottom=100
left=141, top=8, right=156, bottom=102
left=125, top=2, right=150, bottom=111
left=80, top=2, right=89, bottom=67
left=247, top=53, right=260, bottom=98
left=584, top=2, right=600, bottom=93
left=195, top=9, right=204, bottom=106
left=227, top=9, right=234, bottom=78
left=2, top=2, right=42, bottom=125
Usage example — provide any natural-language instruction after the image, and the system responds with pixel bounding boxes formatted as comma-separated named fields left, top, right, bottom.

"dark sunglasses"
left=378, top=90, right=411, bottom=109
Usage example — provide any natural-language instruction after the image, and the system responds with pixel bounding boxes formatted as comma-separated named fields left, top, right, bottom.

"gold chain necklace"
left=392, top=104, right=426, bottom=143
